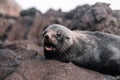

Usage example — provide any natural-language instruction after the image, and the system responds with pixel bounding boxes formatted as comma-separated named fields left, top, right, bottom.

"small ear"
left=66, top=36, right=70, bottom=39
left=41, top=31, right=45, bottom=39
left=43, top=25, right=48, bottom=30
left=41, top=33, right=44, bottom=39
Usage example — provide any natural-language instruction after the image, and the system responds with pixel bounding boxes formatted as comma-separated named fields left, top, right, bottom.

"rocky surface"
left=0, top=0, right=22, bottom=17
left=0, top=40, right=41, bottom=80
left=5, top=60, right=116, bottom=80
left=66, top=2, right=120, bottom=35
left=0, top=2, right=120, bottom=80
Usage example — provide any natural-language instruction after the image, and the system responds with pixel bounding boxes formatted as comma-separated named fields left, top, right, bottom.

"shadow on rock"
left=5, top=59, right=116, bottom=80
left=0, top=40, right=42, bottom=80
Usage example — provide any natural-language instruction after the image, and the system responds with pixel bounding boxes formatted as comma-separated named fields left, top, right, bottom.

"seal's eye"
left=66, top=36, right=70, bottom=39
left=42, top=30, right=48, bottom=38
left=57, top=31, right=61, bottom=37
left=43, top=30, right=48, bottom=36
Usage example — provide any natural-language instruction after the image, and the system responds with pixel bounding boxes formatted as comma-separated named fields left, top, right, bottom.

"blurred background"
left=15, top=0, right=120, bottom=13
left=0, top=0, right=120, bottom=46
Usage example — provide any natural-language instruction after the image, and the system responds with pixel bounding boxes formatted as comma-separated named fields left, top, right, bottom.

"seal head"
left=43, top=24, right=73, bottom=61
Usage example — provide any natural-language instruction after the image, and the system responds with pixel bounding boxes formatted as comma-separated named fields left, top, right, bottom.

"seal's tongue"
left=45, top=46, right=53, bottom=51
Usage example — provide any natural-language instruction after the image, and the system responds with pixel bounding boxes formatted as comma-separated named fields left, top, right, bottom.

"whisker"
left=57, top=40, right=69, bottom=59
left=43, top=36, right=70, bottom=61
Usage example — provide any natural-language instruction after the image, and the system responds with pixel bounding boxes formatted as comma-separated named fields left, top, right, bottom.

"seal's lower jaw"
left=44, top=42, right=56, bottom=52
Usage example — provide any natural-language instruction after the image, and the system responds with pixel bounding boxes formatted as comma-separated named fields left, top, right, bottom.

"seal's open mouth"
left=44, top=42, right=56, bottom=51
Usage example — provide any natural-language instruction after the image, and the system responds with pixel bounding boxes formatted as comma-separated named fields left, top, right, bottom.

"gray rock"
left=5, top=59, right=116, bottom=80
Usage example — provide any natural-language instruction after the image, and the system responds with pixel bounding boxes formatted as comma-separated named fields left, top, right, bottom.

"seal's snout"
left=44, top=34, right=49, bottom=40
left=44, top=33, right=53, bottom=40
left=44, top=33, right=56, bottom=52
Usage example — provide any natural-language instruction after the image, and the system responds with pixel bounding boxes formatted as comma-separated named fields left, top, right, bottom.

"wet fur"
left=43, top=24, right=120, bottom=77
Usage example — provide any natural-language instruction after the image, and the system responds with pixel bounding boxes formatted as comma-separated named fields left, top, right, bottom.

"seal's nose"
left=44, top=34, right=49, bottom=40
left=44, top=33, right=53, bottom=40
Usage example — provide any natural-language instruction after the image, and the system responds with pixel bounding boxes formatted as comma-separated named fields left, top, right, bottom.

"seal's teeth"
left=45, top=46, right=53, bottom=51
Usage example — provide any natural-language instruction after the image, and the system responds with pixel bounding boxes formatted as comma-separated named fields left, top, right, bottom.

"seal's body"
left=43, top=24, right=120, bottom=75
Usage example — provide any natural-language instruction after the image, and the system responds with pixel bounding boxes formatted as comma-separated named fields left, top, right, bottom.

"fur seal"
left=43, top=24, right=120, bottom=76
